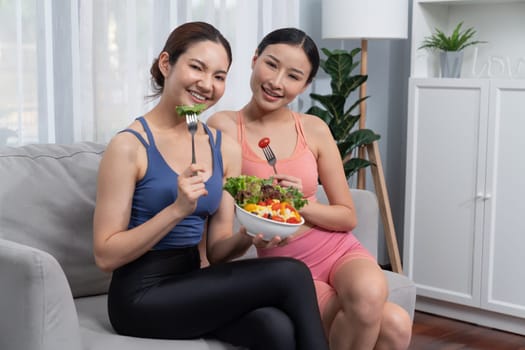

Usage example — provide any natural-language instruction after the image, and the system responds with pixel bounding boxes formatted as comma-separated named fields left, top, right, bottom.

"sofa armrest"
left=384, top=271, right=416, bottom=320
left=0, top=238, right=83, bottom=350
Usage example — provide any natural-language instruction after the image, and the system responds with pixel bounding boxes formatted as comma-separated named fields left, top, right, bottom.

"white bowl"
left=235, top=204, right=304, bottom=241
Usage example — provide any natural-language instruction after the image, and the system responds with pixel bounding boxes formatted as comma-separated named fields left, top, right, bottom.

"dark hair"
left=256, top=28, right=320, bottom=84
left=149, top=21, right=232, bottom=98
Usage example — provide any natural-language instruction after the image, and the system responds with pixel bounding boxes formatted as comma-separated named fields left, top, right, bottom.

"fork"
left=185, top=113, right=198, bottom=164
left=261, top=145, right=278, bottom=174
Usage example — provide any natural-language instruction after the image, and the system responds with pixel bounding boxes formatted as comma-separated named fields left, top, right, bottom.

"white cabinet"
left=405, top=0, right=525, bottom=334
left=404, top=78, right=488, bottom=305
left=404, top=78, right=525, bottom=334
left=481, top=80, right=525, bottom=318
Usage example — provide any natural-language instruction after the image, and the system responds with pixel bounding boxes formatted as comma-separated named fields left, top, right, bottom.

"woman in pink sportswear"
left=208, top=28, right=412, bottom=350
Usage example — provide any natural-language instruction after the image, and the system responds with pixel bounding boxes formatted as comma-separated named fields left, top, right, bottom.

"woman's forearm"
left=299, top=200, right=357, bottom=232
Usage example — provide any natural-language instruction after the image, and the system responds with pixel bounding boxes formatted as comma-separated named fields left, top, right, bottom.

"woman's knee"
left=246, top=307, right=296, bottom=350
left=261, top=257, right=312, bottom=285
left=327, top=310, right=353, bottom=348
left=211, top=307, right=296, bottom=350
left=342, top=280, right=386, bottom=315
left=337, top=285, right=387, bottom=329
left=378, top=303, right=413, bottom=350
left=334, top=262, right=388, bottom=320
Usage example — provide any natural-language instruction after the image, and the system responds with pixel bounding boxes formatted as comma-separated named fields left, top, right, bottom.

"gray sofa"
left=0, top=142, right=415, bottom=350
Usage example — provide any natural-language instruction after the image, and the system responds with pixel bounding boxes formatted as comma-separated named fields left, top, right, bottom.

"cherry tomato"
left=258, top=137, right=270, bottom=148
left=286, top=217, right=301, bottom=224
left=271, top=216, right=285, bottom=222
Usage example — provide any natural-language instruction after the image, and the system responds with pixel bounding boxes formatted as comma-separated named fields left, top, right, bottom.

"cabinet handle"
left=476, top=193, right=492, bottom=201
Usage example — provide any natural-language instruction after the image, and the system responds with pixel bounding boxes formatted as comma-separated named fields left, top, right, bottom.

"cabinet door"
left=481, top=80, right=525, bottom=318
left=404, top=79, right=489, bottom=306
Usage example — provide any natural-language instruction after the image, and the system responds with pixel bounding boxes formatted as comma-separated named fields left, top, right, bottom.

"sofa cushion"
left=0, top=142, right=110, bottom=297
left=76, top=295, right=241, bottom=350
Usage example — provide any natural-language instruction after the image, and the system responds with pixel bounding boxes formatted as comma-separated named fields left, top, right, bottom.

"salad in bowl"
left=224, top=175, right=308, bottom=240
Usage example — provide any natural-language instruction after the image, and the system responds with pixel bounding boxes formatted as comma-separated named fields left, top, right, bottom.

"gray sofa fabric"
left=0, top=142, right=109, bottom=298
left=0, top=142, right=415, bottom=350
left=0, top=239, right=83, bottom=350
left=76, top=295, right=229, bottom=350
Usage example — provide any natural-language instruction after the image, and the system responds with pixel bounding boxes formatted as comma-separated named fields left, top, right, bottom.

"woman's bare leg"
left=318, top=259, right=412, bottom=350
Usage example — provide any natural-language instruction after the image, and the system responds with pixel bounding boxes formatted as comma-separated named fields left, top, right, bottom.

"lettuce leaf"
left=175, top=103, right=207, bottom=116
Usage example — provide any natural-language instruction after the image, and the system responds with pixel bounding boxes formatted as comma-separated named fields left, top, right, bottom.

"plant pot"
left=440, top=51, right=464, bottom=78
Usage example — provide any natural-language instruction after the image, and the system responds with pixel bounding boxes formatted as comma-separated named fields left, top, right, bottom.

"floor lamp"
left=322, top=0, right=409, bottom=273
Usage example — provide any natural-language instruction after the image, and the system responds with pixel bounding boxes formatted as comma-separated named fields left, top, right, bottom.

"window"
left=0, top=0, right=299, bottom=145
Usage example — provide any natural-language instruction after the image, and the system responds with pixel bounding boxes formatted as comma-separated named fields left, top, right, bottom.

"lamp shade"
left=322, top=0, right=408, bottom=39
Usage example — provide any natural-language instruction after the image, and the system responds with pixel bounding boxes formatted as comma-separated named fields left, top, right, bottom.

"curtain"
left=0, top=0, right=299, bottom=145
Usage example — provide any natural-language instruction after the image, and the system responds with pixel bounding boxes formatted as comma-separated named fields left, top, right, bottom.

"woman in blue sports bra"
left=92, top=22, right=328, bottom=350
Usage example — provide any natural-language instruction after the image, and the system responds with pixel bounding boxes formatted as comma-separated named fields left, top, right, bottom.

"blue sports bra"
left=120, top=116, right=224, bottom=249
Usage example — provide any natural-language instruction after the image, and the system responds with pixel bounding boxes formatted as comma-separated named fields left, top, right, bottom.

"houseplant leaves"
left=306, top=48, right=380, bottom=180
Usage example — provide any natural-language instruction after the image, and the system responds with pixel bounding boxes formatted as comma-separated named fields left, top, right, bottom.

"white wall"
left=298, top=0, right=412, bottom=264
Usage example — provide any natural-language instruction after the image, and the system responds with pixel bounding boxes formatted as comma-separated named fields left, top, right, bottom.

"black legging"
left=108, top=246, right=328, bottom=350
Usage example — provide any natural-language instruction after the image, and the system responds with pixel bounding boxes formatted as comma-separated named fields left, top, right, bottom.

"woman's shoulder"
left=207, top=110, right=237, bottom=123
left=104, top=120, right=145, bottom=157
left=205, top=122, right=239, bottom=150
left=297, top=112, right=332, bottom=138
left=206, top=110, right=238, bottom=136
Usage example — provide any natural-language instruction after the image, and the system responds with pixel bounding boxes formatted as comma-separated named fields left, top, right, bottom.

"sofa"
left=0, top=142, right=416, bottom=350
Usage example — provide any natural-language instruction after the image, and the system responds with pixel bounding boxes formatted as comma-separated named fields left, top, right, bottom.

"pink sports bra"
left=237, top=111, right=319, bottom=200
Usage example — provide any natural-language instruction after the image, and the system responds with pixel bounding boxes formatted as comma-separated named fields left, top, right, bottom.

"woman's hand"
left=273, top=173, right=302, bottom=192
left=238, top=225, right=287, bottom=248
left=249, top=230, right=290, bottom=249
left=173, top=163, right=208, bottom=217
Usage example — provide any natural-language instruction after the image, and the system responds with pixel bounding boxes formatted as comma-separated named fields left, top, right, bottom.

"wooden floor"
left=408, top=311, right=525, bottom=349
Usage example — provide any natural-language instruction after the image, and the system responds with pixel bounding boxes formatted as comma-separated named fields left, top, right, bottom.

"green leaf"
left=418, top=21, right=487, bottom=51
left=344, top=158, right=374, bottom=179
left=340, top=74, right=368, bottom=98
left=339, top=129, right=380, bottom=156
left=320, top=49, right=362, bottom=96
left=305, top=105, right=331, bottom=124
left=343, top=96, right=369, bottom=119
left=175, top=103, right=207, bottom=116
left=348, top=129, right=381, bottom=145
left=309, top=93, right=345, bottom=119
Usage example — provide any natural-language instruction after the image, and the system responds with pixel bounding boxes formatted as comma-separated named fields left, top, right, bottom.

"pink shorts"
left=257, top=227, right=376, bottom=314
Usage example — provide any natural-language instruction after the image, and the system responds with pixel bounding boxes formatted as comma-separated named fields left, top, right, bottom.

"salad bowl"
left=225, top=175, right=308, bottom=241
left=235, top=204, right=304, bottom=241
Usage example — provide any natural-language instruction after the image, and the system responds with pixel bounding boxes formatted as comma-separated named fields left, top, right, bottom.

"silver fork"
left=261, top=145, right=278, bottom=174
left=185, top=113, right=198, bottom=164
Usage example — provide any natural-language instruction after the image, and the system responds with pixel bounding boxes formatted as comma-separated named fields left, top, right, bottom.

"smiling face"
left=250, top=43, right=312, bottom=111
left=160, top=40, right=230, bottom=113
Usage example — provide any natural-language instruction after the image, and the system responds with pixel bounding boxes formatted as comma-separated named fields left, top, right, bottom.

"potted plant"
left=306, top=48, right=380, bottom=180
left=419, top=21, right=487, bottom=78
